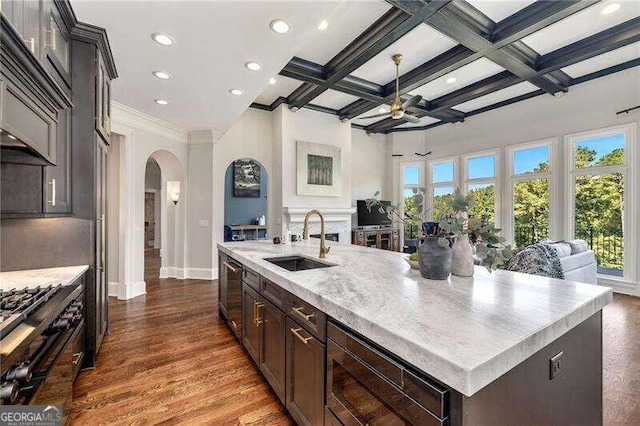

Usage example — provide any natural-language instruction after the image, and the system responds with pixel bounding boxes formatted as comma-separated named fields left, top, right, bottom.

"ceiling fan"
left=359, top=54, right=423, bottom=123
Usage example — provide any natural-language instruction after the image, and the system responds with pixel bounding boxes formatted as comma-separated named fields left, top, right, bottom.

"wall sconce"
left=167, top=181, right=180, bottom=205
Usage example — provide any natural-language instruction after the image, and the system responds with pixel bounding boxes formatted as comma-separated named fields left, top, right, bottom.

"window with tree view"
left=430, top=160, right=456, bottom=221
left=402, top=164, right=423, bottom=241
left=511, top=145, right=551, bottom=247
left=464, top=153, right=497, bottom=224
left=570, top=132, right=626, bottom=276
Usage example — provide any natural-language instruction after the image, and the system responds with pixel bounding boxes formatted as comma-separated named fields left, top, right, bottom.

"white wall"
left=111, top=102, right=190, bottom=299
left=187, top=131, right=214, bottom=278
left=387, top=68, right=640, bottom=294
left=107, top=134, right=120, bottom=297
left=212, top=108, right=276, bottom=274
left=350, top=130, right=387, bottom=226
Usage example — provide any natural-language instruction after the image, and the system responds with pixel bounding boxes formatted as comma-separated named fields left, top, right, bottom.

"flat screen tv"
left=356, top=200, right=392, bottom=227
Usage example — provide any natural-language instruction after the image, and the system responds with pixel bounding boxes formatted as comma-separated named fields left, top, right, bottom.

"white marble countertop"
left=218, top=239, right=611, bottom=397
left=0, top=265, right=90, bottom=291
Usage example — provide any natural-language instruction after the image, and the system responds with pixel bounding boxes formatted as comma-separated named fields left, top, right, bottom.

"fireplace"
left=310, top=233, right=339, bottom=242
left=283, top=207, right=356, bottom=244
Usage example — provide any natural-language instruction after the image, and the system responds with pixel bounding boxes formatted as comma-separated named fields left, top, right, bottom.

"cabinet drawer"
left=71, top=321, right=85, bottom=380
left=288, top=294, right=326, bottom=342
left=243, top=267, right=259, bottom=290
left=261, top=277, right=287, bottom=310
left=328, top=321, right=449, bottom=420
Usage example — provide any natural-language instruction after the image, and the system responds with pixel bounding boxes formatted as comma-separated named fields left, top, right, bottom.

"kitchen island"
left=218, top=238, right=611, bottom=425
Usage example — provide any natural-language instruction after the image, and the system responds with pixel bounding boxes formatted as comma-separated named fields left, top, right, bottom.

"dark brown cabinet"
left=242, top=283, right=261, bottom=364
left=260, top=298, right=286, bottom=403
left=241, top=281, right=287, bottom=403
left=286, top=317, right=325, bottom=426
left=94, top=139, right=108, bottom=353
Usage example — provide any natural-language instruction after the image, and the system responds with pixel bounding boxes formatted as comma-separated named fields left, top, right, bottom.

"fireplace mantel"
left=283, top=207, right=356, bottom=243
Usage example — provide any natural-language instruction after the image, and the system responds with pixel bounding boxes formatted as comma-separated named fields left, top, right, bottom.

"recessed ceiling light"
left=155, top=99, right=169, bottom=105
left=446, top=77, right=457, bottom=84
left=270, top=19, right=290, bottom=34
left=245, top=62, right=262, bottom=71
left=229, top=89, right=243, bottom=96
left=151, top=33, right=174, bottom=46
left=318, top=20, right=329, bottom=31
left=601, top=3, right=620, bottom=15
left=152, top=71, right=172, bottom=80
left=269, top=78, right=277, bottom=85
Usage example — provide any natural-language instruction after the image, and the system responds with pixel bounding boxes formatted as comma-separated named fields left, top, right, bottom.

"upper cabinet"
left=96, top=52, right=111, bottom=143
left=42, top=0, right=71, bottom=92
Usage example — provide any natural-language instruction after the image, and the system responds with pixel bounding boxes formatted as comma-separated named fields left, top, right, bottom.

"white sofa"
left=543, top=240, right=597, bottom=284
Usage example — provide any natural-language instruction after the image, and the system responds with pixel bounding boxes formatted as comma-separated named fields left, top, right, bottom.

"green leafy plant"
left=438, top=189, right=514, bottom=272
left=365, top=189, right=429, bottom=226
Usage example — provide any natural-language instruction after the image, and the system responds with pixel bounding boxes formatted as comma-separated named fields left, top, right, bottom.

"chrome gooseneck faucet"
left=302, top=209, right=330, bottom=259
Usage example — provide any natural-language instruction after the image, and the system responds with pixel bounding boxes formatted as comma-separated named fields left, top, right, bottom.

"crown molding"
left=111, top=101, right=188, bottom=143
left=71, top=21, right=118, bottom=78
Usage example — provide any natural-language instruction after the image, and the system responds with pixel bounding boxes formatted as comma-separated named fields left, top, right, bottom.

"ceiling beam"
left=287, top=1, right=452, bottom=109
left=339, top=0, right=593, bottom=121
left=389, top=0, right=567, bottom=94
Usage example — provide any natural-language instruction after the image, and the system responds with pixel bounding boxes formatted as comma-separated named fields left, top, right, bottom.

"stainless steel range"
left=0, top=281, right=84, bottom=411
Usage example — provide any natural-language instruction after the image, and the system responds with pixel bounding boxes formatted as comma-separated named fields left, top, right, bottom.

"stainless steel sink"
left=264, top=255, right=335, bottom=272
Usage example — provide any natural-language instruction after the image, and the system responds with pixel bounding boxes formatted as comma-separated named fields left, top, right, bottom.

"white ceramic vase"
left=451, top=234, right=475, bottom=277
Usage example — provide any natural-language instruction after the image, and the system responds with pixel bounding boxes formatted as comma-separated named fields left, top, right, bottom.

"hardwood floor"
left=71, top=250, right=292, bottom=425
left=72, top=250, right=639, bottom=425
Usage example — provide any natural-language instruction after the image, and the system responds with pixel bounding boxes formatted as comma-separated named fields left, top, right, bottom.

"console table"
left=352, top=226, right=400, bottom=252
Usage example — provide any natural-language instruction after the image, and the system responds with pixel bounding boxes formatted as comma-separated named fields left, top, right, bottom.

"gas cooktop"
left=0, top=285, right=61, bottom=339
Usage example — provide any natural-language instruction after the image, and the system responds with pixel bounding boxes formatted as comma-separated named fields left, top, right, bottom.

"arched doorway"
left=223, top=158, right=269, bottom=242
left=145, top=150, right=186, bottom=281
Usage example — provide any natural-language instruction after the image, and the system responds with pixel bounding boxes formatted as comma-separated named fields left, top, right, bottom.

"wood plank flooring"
left=72, top=250, right=640, bottom=425
left=71, top=250, right=292, bottom=425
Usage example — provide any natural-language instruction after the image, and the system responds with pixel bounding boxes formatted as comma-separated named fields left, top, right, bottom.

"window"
left=567, top=125, right=633, bottom=278
left=429, top=158, right=457, bottom=221
left=401, top=163, right=424, bottom=241
left=463, top=152, right=499, bottom=225
left=508, top=142, right=552, bottom=247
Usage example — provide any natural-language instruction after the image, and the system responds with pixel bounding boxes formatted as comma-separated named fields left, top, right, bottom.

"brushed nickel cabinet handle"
left=47, top=179, right=56, bottom=206
left=23, top=37, right=35, bottom=53
left=252, top=300, right=257, bottom=324
left=255, top=302, right=264, bottom=326
left=96, top=215, right=105, bottom=271
left=291, top=328, right=312, bottom=344
left=72, top=352, right=82, bottom=365
left=223, top=260, right=239, bottom=274
left=231, top=320, right=237, bottom=329
left=292, top=306, right=314, bottom=321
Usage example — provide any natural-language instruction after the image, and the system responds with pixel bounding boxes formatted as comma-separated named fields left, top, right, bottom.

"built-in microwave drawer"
left=287, top=294, right=326, bottom=342
left=242, top=267, right=259, bottom=290
left=327, top=321, right=449, bottom=421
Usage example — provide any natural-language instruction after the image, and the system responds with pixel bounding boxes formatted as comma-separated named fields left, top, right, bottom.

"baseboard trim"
left=108, top=282, right=119, bottom=298
left=108, top=281, right=146, bottom=300
left=185, top=268, right=215, bottom=280
left=598, top=276, right=639, bottom=297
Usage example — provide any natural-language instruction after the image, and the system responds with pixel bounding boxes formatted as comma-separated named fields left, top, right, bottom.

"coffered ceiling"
left=253, top=0, right=640, bottom=134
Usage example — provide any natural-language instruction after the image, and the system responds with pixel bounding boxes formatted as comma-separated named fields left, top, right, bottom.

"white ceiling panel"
left=72, top=1, right=343, bottom=131
left=467, top=0, right=535, bottom=23
left=409, top=58, right=504, bottom=100
left=352, top=106, right=391, bottom=126
left=351, top=24, right=457, bottom=84
left=562, top=42, right=640, bottom=77
left=454, top=81, right=539, bottom=112
left=254, top=76, right=301, bottom=105
left=396, top=116, right=439, bottom=128
left=522, top=1, right=640, bottom=55
left=312, top=89, right=360, bottom=110
left=297, top=2, right=391, bottom=65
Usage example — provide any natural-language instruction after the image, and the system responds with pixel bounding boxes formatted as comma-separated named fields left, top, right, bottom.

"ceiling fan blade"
left=402, top=95, right=423, bottom=110
left=358, top=112, right=390, bottom=120
left=404, top=114, right=421, bottom=124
